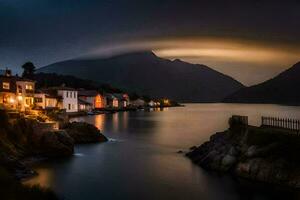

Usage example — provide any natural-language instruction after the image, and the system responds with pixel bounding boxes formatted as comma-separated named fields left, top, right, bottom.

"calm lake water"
left=24, top=104, right=300, bottom=200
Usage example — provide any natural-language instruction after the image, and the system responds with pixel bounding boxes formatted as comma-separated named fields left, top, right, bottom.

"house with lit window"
left=34, top=90, right=62, bottom=110
left=78, top=98, right=92, bottom=112
left=0, top=69, right=35, bottom=111
left=78, top=90, right=106, bottom=109
left=44, top=85, right=78, bottom=113
left=105, top=94, right=119, bottom=108
left=16, top=78, right=35, bottom=111
left=113, top=93, right=130, bottom=108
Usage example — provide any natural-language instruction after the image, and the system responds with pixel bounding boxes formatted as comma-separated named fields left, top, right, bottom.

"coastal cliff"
left=186, top=117, right=300, bottom=188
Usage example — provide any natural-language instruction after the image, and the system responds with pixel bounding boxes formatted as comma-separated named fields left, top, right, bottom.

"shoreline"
left=67, top=104, right=184, bottom=118
left=186, top=116, right=300, bottom=189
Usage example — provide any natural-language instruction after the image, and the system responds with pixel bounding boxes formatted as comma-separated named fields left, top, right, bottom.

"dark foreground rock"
left=186, top=120, right=300, bottom=188
left=37, top=130, right=74, bottom=157
left=65, top=122, right=108, bottom=143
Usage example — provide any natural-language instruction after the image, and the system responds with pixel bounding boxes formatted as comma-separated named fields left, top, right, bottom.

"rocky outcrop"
left=0, top=110, right=108, bottom=183
left=65, top=122, right=108, bottom=143
left=186, top=122, right=300, bottom=188
left=37, top=130, right=74, bottom=157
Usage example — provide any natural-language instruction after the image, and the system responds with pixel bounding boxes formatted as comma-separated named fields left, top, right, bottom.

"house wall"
left=16, top=81, right=35, bottom=111
left=35, top=94, right=59, bottom=109
left=95, top=94, right=107, bottom=108
left=0, top=76, right=17, bottom=110
left=113, top=99, right=119, bottom=108
left=79, top=94, right=106, bottom=109
left=119, top=100, right=128, bottom=108
left=34, top=93, right=46, bottom=109
left=131, top=99, right=145, bottom=107
left=78, top=103, right=92, bottom=111
left=0, top=92, right=17, bottom=110
left=46, top=98, right=58, bottom=108
left=58, top=90, right=78, bottom=112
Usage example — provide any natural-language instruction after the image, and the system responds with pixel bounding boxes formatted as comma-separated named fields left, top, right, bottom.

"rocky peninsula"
left=186, top=116, right=300, bottom=188
left=0, top=110, right=107, bottom=199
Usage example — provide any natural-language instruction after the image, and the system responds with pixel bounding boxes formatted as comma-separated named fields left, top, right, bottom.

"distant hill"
left=34, top=73, right=124, bottom=93
left=224, top=62, right=300, bottom=105
left=38, top=51, right=244, bottom=102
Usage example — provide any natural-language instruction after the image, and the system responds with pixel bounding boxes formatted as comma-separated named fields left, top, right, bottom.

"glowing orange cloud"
left=88, top=37, right=300, bottom=85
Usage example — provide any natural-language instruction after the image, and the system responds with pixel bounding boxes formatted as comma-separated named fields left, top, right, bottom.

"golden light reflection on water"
left=94, top=114, right=105, bottom=131
left=23, top=168, right=54, bottom=188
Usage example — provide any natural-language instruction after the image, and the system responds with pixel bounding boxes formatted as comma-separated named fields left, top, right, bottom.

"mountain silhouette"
left=224, top=62, right=300, bottom=105
left=38, top=51, right=244, bottom=102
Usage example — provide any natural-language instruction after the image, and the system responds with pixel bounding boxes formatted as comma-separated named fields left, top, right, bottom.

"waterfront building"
left=0, top=69, right=35, bottom=111
left=130, top=98, right=146, bottom=107
left=78, top=98, right=93, bottom=111
left=34, top=90, right=62, bottom=110
left=113, top=93, right=130, bottom=108
left=44, top=85, right=78, bottom=112
left=78, top=90, right=106, bottom=109
left=106, top=94, right=119, bottom=108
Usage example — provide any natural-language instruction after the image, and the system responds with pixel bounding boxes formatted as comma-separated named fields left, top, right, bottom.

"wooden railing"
left=261, top=116, right=300, bottom=131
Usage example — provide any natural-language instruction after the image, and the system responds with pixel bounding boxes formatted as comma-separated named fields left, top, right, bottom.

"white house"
left=45, top=86, right=78, bottom=112
left=57, top=87, right=78, bottom=112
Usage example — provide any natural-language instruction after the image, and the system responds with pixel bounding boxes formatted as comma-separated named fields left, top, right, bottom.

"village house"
left=34, top=90, right=62, bottom=110
left=130, top=98, right=146, bottom=107
left=105, top=94, right=119, bottom=108
left=78, top=90, right=106, bottom=109
left=113, top=93, right=130, bottom=108
left=0, top=69, right=35, bottom=111
left=78, top=98, right=93, bottom=112
left=43, top=86, right=78, bottom=113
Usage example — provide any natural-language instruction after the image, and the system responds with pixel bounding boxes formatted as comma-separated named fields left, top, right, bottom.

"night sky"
left=1, top=0, right=300, bottom=85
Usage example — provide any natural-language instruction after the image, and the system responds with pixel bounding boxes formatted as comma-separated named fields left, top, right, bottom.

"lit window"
left=25, top=84, right=33, bottom=90
left=3, top=82, right=10, bottom=90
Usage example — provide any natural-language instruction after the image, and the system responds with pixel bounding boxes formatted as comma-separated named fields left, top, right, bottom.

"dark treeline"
left=35, top=72, right=124, bottom=94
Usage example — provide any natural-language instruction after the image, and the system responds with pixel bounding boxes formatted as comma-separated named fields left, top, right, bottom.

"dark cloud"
left=0, top=0, right=300, bottom=84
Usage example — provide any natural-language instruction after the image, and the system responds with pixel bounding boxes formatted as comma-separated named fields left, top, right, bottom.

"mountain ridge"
left=224, top=61, right=300, bottom=105
left=38, top=51, right=244, bottom=102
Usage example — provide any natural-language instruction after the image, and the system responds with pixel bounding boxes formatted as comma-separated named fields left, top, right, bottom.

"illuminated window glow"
left=3, top=82, right=10, bottom=90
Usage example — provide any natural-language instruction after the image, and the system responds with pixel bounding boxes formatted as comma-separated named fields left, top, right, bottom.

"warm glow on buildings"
left=9, top=97, right=15, bottom=104
left=94, top=94, right=103, bottom=108
left=163, top=99, right=170, bottom=105
left=113, top=98, right=119, bottom=108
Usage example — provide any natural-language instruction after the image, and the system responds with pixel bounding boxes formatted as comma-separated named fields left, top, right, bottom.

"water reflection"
left=23, top=167, right=55, bottom=188
left=94, top=114, right=105, bottom=131
left=24, top=104, right=300, bottom=200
